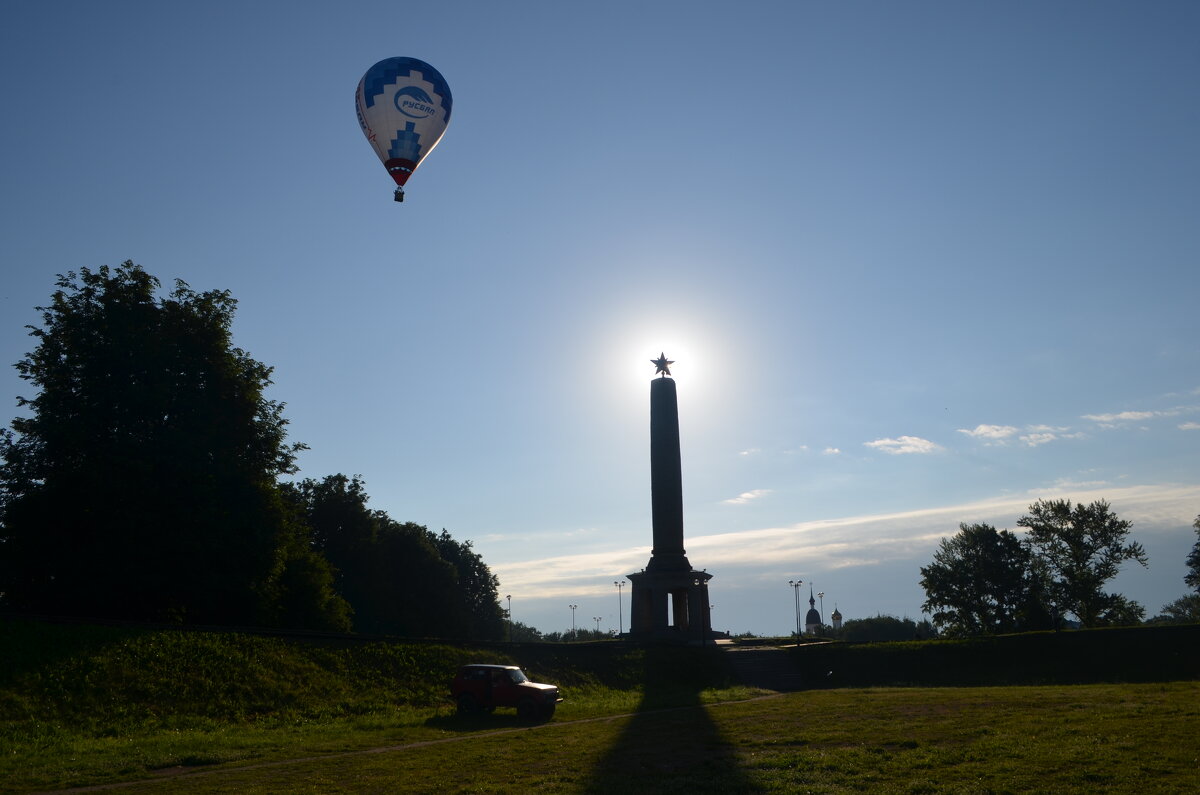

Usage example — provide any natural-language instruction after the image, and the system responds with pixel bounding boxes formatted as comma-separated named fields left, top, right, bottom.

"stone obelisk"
left=649, top=375, right=688, bottom=570
left=627, top=354, right=713, bottom=642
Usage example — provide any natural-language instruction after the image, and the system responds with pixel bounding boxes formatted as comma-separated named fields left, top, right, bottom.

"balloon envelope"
left=355, top=57, right=452, bottom=188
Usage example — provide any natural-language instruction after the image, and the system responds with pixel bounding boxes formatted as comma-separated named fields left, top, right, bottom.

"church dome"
left=831, top=608, right=842, bottom=620
left=805, top=608, right=821, bottom=625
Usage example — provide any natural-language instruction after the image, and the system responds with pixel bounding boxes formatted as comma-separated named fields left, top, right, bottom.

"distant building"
left=831, top=605, right=843, bottom=632
left=804, top=586, right=822, bottom=635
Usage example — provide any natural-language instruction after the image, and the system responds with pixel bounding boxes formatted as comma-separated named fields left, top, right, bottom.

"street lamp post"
left=788, top=580, right=803, bottom=640
left=614, top=580, right=625, bottom=635
left=817, top=592, right=825, bottom=627
left=569, top=604, right=578, bottom=640
left=506, top=594, right=512, bottom=642
left=593, top=616, right=602, bottom=635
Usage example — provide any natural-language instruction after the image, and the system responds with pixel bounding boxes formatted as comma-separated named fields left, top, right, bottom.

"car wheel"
left=457, top=693, right=478, bottom=714
left=517, top=698, right=538, bottom=721
left=543, top=703, right=556, bottom=720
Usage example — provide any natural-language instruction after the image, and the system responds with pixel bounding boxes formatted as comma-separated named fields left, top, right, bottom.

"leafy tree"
left=1018, top=499, right=1148, bottom=627
left=0, top=263, right=311, bottom=624
left=506, top=620, right=544, bottom=643
left=284, top=474, right=504, bottom=639
left=1186, top=514, right=1200, bottom=594
left=264, top=530, right=354, bottom=631
left=1149, top=594, right=1200, bottom=624
left=429, top=528, right=506, bottom=640
left=839, top=614, right=920, bottom=642
left=920, top=523, right=1033, bottom=636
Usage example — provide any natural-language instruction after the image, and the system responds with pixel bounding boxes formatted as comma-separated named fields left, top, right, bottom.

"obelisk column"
left=647, top=353, right=689, bottom=571
left=650, top=376, right=686, bottom=564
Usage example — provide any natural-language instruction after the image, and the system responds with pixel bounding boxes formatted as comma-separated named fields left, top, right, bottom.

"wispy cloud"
left=823, top=447, right=841, bottom=455
left=723, top=489, right=772, bottom=505
left=738, top=448, right=761, bottom=457
left=1083, top=406, right=1200, bottom=427
left=1180, top=422, right=1200, bottom=431
left=1084, top=410, right=1157, bottom=423
left=958, top=423, right=1081, bottom=447
left=1027, top=478, right=1110, bottom=494
left=957, top=424, right=1019, bottom=442
left=491, top=483, right=1200, bottom=600
left=864, top=436, right=942, bottom=455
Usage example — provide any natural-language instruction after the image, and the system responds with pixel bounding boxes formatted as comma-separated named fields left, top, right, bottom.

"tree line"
left=920, top=499, right=1200, bottom=637
left=0, top=263, right=505, bottom=638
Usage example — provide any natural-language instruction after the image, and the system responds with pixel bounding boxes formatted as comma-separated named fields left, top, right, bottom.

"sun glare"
left=600, top=317, right=737, bottom=433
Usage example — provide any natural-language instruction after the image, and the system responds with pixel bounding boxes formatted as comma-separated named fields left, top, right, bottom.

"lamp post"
left=506, top=594, right=512, bottom=642
left=613, top=580, right=625, bottom=635
left=788, top=580, right=803, bottom=640
left=817, top=592, right=825, bottom=627
left=593, top=616, right=602, bottom=635
left=569, top=604, right=578, bottom=640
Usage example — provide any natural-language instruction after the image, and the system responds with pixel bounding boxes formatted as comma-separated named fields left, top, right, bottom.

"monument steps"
left=722, top=647, right=806, bottom=692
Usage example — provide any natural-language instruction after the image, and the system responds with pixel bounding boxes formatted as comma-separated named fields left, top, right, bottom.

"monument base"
left=627, top=565, right=714, bottom=644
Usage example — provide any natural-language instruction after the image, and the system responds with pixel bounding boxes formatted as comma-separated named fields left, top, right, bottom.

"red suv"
left=451, top=664, right=562, bottom=720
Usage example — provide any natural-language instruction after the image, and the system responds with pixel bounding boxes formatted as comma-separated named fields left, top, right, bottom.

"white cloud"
left=864, top=436, right=942, bottom=455
left=1083, top=406, right=1200, bottom=424
left=823, top=447, right=841, bottom=455
left=491, top=483, right=1200, bottom=600
left=1180, top=422, right=1200, bottom=431
left=958, top=423, right=1081, bottom=447
left=738, top=448, right=761, bottom=457
left=957, top=424, right=1019, bottom=441
left=723, top=489, right=772, bottom=505
left=1022, top=430, right=1086, bottom=447
left=1083, top=410, right=1156, bottom=422
left=1027, top=478, right=1110, bottom=494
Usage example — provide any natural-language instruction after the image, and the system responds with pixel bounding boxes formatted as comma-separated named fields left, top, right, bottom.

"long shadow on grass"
left=583, top=645, right=762, bottom=794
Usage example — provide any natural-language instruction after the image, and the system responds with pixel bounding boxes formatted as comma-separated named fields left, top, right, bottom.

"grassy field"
left=20, top=683, right=1200, bottom=793
left=2, top=619, right=1198, bottom=793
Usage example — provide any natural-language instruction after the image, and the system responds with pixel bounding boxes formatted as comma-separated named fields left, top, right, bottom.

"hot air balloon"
left=355, top=57, right=452, bottom=202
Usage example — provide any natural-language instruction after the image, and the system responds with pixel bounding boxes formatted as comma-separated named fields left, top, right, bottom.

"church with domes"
left=804, top=586, right=823, bottom=635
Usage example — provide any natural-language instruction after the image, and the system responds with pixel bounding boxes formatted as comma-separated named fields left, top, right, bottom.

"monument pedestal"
left=628, top=564, right=713, bottom=643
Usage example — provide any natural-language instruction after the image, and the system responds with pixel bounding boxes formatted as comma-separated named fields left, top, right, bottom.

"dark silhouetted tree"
left=430, top=528, right=506, bottom=640
left=1186, top=514, right=1200, bottom=594
left=265, top=530, right=354, bottom=631
left=284, top=474, right=503, bottom=639
left=839, top=614, right=920, bottom=642
left=1018, top=499, right=1148, bottom=627
left=0, top=263, right=323, bottom=625
left=507, top=620, right=544, bottom=643
left=1150, top=594, right=1200, bottom=624
left=920, top=523, right=1033, bottom=636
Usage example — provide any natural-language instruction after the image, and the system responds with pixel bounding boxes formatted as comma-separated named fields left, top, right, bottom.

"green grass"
left=28, top=682, right=1198, bottom=793
left=3, top=619, right=1198, bottom=792
left=0, top=620, right=753, bottom=791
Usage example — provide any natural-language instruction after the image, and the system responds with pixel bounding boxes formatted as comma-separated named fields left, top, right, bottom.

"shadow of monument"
left=584, top=645, right=762, bottom=793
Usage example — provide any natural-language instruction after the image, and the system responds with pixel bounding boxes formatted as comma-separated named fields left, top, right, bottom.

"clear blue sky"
left=2, top=1, right=1197, bottom=635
